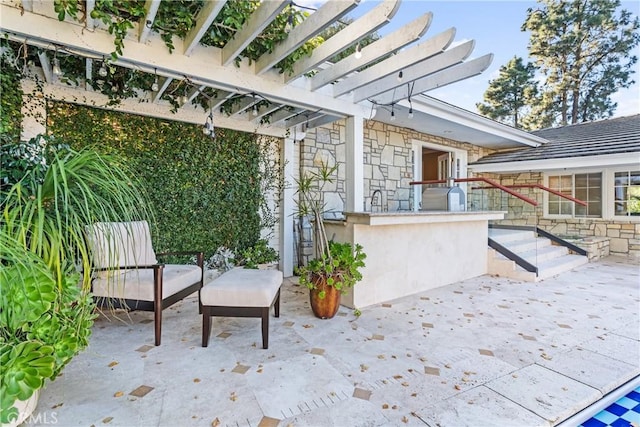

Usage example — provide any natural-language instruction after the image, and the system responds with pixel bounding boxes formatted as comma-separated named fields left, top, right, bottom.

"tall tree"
left=477, top=56, right=539, bottom=129
left=523, top=0, right=640, bottom=126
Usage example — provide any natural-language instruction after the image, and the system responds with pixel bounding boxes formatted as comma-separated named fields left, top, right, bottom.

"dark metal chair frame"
left=93, top=251, right=204, bottom=346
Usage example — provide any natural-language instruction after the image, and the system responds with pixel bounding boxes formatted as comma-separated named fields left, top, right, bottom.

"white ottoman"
left=200, top=268, right=283, bottom=349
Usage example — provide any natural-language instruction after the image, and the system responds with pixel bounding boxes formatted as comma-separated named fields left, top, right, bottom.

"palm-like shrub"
left=0, top=135, right=152, bottom=423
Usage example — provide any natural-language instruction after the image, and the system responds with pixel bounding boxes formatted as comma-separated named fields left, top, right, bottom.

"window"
left=614, top=170, right=640, bottom=216
left=548, top=173, right=602, bottom=217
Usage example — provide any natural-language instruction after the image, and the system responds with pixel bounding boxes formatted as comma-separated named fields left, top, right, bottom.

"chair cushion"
left=86, top=221, right=157, bottom=269
left=200, top=268, right=283, bottom=307
left=92, top=264, right=202, bottom=301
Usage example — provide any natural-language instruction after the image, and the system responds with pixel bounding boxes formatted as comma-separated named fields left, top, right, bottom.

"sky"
left=317, top=0, right=640, bottom=119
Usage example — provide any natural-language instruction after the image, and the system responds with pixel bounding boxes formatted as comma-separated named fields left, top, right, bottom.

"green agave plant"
left=0, top=135, right=152, bottom=423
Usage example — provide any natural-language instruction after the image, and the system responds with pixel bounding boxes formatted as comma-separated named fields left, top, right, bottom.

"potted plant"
left=294, top=162, right=366, bottom=319
left=0, top=136, right=151, bottom=425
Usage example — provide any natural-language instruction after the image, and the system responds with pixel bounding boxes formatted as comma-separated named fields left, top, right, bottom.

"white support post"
left=345, top=115, right=364, bottom=212
left=279, top=136, right=295, bottom=277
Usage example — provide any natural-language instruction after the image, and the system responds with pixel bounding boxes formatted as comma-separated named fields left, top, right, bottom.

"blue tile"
left=621, top=410, right=640, bottom=423
left=626, top=390, right=640, bottom=402
left=581, top=417, right=607, bottom=427
left=607, top=403, right=630, bottom=416
left=594, top=410, right=619, bottom=424
left=632, top=403, right=640, bottom=412
left=610, top=418, right=632, bottom=427
left=615, top=397, right=638, bottom=409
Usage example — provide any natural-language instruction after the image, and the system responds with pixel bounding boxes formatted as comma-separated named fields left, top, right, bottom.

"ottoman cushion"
left=200, top=268, right=283, bottom=307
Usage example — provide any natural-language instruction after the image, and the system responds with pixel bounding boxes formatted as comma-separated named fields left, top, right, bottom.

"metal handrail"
left=487, top=237, right=538, bottom=274
left=505, top=184, right=587, bottom=206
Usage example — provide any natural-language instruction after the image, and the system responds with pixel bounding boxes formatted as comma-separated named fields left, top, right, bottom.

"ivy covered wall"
left=47, top=101, right=278, bottom=257
left=0, top=42, right=23, bottom=145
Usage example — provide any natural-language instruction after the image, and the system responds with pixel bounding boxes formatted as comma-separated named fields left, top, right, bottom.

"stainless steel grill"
left=421, top=186, right=466, bottom=211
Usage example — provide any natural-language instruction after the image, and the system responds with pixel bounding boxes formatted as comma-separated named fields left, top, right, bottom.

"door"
left=438, top=153, right=451, bottom=182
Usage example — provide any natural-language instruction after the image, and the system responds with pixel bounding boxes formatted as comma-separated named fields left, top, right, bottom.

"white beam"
left=306, top=114, right=341, bottom=129
left=21, top=79, right=287, bottom=138
left=138, top=0, right=160, bottom=43
left=287, top=0, right=400, bottom=82
left=187, top=84, right=206, bottom=103
left=253, top=102, right=282, bottom=121
left=209, top=90, right=233, bottom=110
left=353, top=39, right=475, bottom=102
left=269, top=107, right=303, bottom=125
left=229, top=95, right=259, bottom=116
left=85, top=58, right=92, bottom=90
left=280, top=136, right=295, bottom=276
left=0, top=5, right=369, bottom=117
left=333, top=27, right=455, bottom=97
left=85, top=0, right=96, bottom=30
left=222, top=0, right=287, bottom=66
left=310, top=13, right=432, bottom=91
left=254, top=0, right=360, bottom=75
left=183, top=0, right=227, bottom=56
left=285, top=111, right=324, bottom=128
left=20, top=0, right=32, bottom=12
left=373, top=54, right=494, bottom=104
left=345, top=115, right=364, bottom=212
left=153, top=77, right=173, bottom=103
left=37, top=50, right=53, bottom=83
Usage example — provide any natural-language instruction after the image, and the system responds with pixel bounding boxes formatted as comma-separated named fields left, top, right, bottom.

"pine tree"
left=522, top=0, right=639, bottom=126
left=477, top=56, right=539, bottom=129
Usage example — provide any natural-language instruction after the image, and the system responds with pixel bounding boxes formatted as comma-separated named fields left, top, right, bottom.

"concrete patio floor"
left=28, top=256, right=639, bottom=427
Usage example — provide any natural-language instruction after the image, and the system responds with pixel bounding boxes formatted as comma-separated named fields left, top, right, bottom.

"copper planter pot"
left=309, top=274, right=341, bottom=319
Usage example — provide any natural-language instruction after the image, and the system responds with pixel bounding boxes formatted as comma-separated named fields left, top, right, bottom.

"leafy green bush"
left=241, top=239, right=279, bottom=269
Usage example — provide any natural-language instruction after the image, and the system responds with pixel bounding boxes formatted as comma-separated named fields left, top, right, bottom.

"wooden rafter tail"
left=222, top=0, right=288, bottom=66
left=153, top=77, right=173, bottom=103
left=354, top=39, right=475, bottom=103
left=310, top=12, right=433, bottom=91
left=332, top=27, right=456, bottom=97
left=37, top=50, right=53, bottom=84
left=287, top=0, right=401, bottom=82
left=183, top=0, right=228, bottom=56
left=254, top=0, right=360, bottom=75
left=139, top=0, right=160, bottom=43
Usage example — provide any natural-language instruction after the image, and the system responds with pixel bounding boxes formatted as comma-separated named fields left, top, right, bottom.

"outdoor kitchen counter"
left=324, top=211, right=505, bottom=309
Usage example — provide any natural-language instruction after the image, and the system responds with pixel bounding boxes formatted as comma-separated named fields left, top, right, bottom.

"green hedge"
left=47, top=102, right=271, bottom=257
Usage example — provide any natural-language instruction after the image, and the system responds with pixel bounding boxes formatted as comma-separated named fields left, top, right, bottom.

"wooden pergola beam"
left=286, top=0, right=401, bottom=82
left=222, top=0, right=288, bottom=66
left=183, top=0, right=227, bottom=56
left=37, top=50, right=53, bottom=84
left=373, top=54, right=494, bottom=105
left=332, top=28, right=455, bottom=97
left=353, top=39, right=475, bottom=102
left=255, top=0, right=359, bottom=75
left=309, top=12, right=432, bottom=91
left=153, top=77, right=173, bottom=103
left=139, top=0, right=161, bottom=44
left=85, top=0, right=96, bottom=30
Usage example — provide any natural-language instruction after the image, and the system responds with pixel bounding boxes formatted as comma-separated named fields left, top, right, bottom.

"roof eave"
left=469, top=152, right=640, bottom=173
left=413, top=95, right=548, bottom=148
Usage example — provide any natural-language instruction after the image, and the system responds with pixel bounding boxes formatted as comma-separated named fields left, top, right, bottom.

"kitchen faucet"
left=370, top=189, right=382, bottom=212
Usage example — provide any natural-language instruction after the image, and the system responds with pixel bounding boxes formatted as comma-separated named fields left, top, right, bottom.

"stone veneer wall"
left=484, top=172, right=640, bottom=258
left=300, top=119, right=486, bottom=214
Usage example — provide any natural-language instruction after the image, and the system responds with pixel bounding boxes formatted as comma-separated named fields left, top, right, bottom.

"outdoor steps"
left=487, top=228, right=589, bottom=282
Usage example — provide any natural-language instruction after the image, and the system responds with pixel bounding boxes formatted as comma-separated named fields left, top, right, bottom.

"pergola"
left=0, top=0, right=495, bottom=134
left=1, top=0, right=543, bottom=275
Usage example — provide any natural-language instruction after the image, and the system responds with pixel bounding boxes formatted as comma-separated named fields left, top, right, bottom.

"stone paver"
left=30, top=256, right=639, bottom=427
